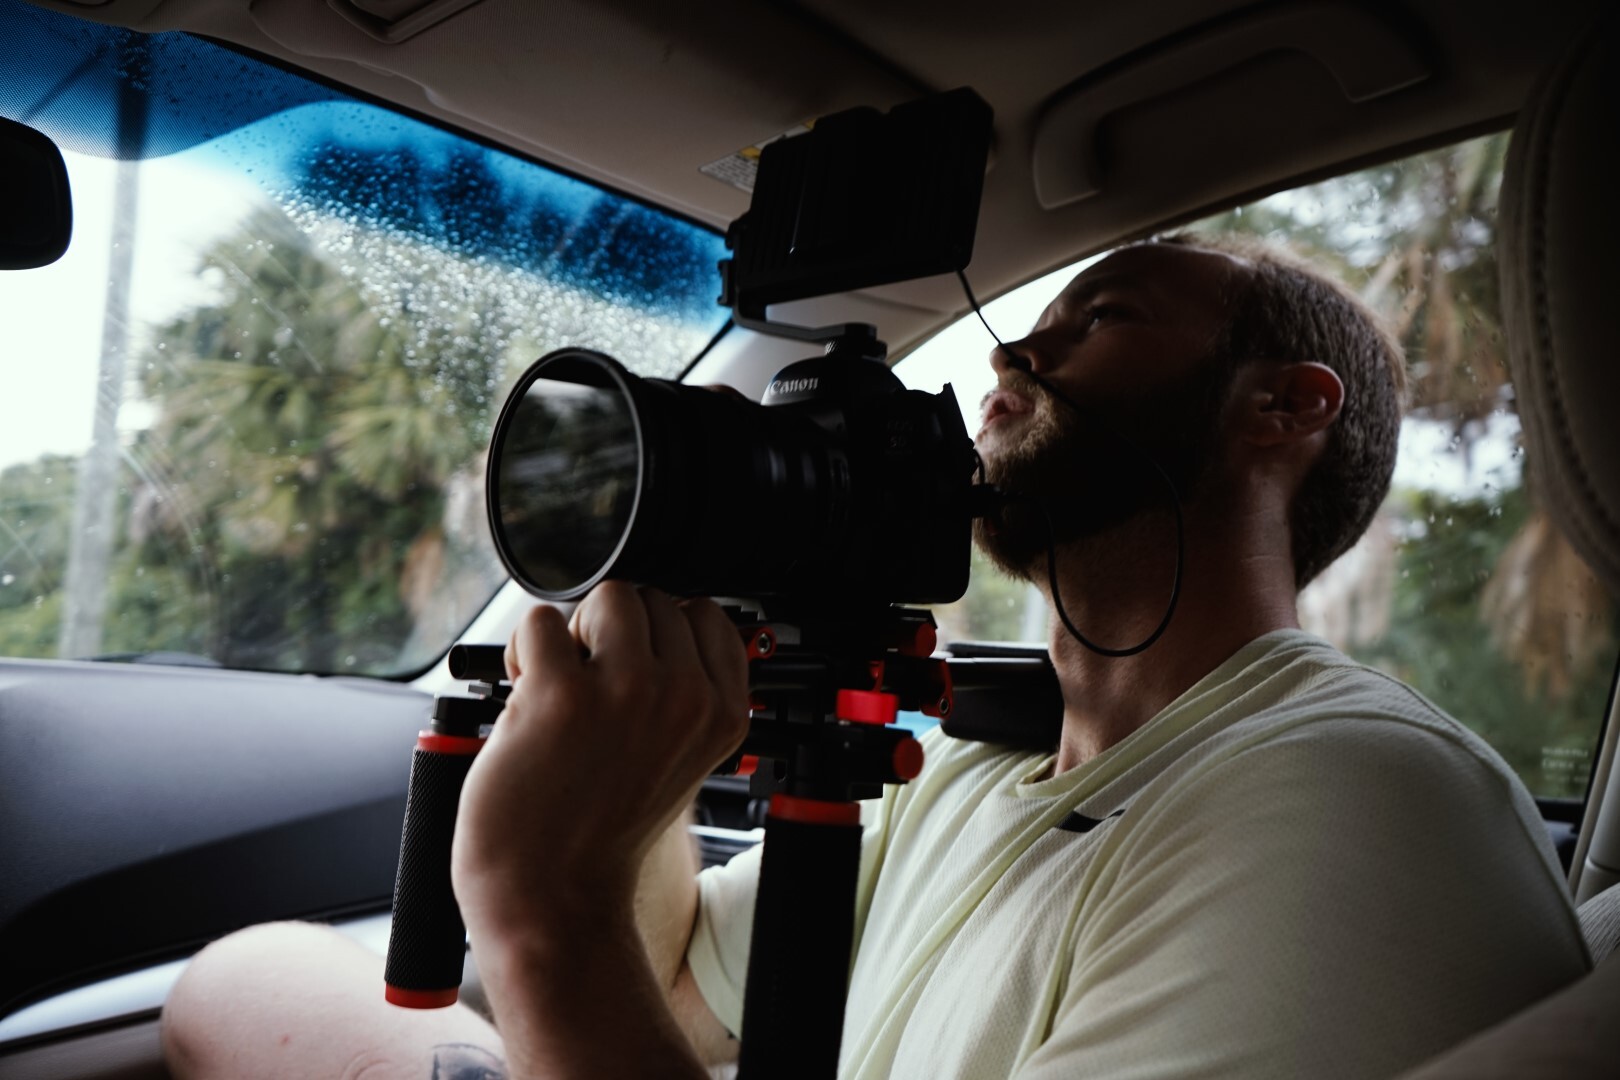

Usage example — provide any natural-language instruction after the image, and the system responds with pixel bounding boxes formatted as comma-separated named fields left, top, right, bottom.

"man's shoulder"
left=1206, top=633, right=1515, bottom=779
left=1143, top=636, right=1553, bottom=862
left=901, top=632, right=1517, bottom=803
left=894, top=632, right=1540, bottom=844
left=1088, top=631, right=1549, bottom=860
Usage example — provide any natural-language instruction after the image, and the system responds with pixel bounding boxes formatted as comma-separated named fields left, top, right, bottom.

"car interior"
left=1, top=0, right=1617, bottom=1076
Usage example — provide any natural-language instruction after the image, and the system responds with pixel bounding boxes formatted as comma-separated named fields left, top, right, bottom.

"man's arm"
left=637, top=807, right=740, bottom=1065
left=452, top=585, right=750, bottom=1079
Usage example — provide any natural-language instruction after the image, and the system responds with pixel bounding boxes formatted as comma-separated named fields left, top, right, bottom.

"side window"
left=898, top=132, right=1613, bottom=802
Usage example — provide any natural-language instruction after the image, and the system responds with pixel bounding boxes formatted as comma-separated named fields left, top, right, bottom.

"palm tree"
left=129, top=207, right=474, bottom=671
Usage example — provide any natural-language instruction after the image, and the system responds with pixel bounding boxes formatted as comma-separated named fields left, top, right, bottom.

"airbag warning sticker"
left=700, top=121, right=815, bottom=193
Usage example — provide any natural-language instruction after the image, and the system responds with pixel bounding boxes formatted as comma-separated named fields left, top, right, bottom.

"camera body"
left=748, top=347, right=974, bottom=609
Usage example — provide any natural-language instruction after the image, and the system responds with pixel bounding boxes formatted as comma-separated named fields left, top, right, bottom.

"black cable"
left=956, top=269, right=1185, bottom=658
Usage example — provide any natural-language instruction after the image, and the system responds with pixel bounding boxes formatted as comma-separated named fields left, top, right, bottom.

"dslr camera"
left=484, top=88, right=994, bottom=615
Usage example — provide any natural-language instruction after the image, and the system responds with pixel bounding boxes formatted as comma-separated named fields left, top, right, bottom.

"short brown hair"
left=1157, top=232, right=1407, bottom=588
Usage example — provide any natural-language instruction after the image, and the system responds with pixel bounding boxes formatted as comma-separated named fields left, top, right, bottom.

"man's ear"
left=1233, top=361, right=1344, bottom=447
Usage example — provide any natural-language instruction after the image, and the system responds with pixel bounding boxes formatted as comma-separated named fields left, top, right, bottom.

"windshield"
left=0, top=0, right=730, bottom=676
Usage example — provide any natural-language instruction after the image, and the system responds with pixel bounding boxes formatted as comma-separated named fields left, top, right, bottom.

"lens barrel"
left=486, top=348, right=974, bottom=608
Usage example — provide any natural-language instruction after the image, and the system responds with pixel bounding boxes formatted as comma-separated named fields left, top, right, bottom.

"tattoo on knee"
left=430, top=1042, right=508, bottom=1080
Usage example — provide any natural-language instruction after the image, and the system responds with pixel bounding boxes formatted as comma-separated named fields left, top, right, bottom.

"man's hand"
left=454, top=581, right=748, bottom=924
left=448, top=582, right=748, bottom=1078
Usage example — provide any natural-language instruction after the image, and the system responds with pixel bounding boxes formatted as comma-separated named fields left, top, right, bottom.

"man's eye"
left=1084, top=304, right=1128, bottom=329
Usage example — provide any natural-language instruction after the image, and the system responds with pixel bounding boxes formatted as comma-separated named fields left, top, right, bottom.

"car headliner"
left=22, top=0, right=1601, bottom=353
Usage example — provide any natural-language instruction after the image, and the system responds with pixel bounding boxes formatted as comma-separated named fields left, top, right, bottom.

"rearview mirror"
left=0, top=115, right=72, bottom=270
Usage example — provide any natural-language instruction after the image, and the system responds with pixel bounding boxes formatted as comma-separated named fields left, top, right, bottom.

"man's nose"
left=989, top=338, right=1040, bottom=376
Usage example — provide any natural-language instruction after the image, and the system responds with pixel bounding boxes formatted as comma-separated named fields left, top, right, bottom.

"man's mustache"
left=980, top=371, right=1119, bottom=434
left=979, top=369, right=1047, bottom=416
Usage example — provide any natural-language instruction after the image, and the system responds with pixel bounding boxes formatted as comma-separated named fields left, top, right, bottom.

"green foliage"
left=0, top=591, right=61, bottom=656
left=935, top=546, right=1042, bottom=645
left=98, top=559, right=215, bottom=658
left=1351, top=487, right=1609, bottom=798
left=0, top=454, right=77, bottom=650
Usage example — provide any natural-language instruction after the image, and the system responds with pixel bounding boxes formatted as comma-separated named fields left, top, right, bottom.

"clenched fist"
left=450, top=582, right=749, bottom=932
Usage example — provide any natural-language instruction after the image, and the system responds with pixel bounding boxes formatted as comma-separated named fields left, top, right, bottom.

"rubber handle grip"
left=383, top=737, right=481, bottom=1007
left=737, top=806, right=862, bottom=1079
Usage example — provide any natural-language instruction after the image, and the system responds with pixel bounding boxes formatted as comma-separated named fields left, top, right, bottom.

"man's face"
left=973, top=243, right=1250, bottom=577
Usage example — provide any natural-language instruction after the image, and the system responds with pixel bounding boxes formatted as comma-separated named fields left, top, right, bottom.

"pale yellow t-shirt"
left=687, top=630, right=1590, bottom=1079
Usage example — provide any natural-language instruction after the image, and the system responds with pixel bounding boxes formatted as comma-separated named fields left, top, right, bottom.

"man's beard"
left=974, top=364, right=1230, bottom=581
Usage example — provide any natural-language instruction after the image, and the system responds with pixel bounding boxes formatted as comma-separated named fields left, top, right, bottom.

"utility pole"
left=59, top=36, right=148, bottom=659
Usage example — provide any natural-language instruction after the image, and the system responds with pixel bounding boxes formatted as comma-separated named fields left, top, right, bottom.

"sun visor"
left=246, top=0, right=925, bottom=225
left=0, top=2, right=342, bottom=162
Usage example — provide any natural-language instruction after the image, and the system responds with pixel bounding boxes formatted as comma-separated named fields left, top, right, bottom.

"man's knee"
left=181, top=919, right=343, bottom=978
left=162, top=921, right=344, bottom=1073
left=162, top=920, right=503, bottom=1080
left=167, top=920, right=349, bottom=1010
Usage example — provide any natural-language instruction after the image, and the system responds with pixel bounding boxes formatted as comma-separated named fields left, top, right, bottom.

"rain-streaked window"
left=0, top=0, right=730, bottom=676
left=900, top=131, right=1612, bottom=801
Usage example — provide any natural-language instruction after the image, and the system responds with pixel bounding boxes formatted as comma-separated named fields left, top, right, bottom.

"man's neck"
left=1041, top=500, right=1301, bottom=775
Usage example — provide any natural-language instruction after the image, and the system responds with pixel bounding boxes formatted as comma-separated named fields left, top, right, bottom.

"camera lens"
left=488, top=351, right=643, bottom=597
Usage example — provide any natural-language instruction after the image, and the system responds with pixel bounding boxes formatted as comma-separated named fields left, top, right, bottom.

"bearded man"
left=162, top=235, right=1588, bottom=1080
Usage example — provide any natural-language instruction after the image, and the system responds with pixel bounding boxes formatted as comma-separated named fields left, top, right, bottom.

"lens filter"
left=487, top=350, right=642, bottom=599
